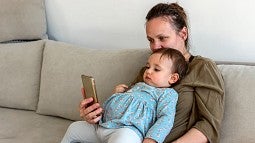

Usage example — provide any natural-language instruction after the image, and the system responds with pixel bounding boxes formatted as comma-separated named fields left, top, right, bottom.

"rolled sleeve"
left=192, top=60, right=225, bottom=143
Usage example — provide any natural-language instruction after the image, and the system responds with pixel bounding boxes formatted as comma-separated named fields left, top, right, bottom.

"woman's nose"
left=151, top=42, right=163, bottom=51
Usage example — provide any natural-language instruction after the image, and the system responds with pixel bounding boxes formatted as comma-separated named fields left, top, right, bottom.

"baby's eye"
left=154, top=68, right=160, bottom=72
left=145, top=65, right=150, bottom=69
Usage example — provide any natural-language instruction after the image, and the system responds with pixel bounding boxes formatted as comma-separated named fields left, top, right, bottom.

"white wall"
left=45, top=0, right=255, bottom=63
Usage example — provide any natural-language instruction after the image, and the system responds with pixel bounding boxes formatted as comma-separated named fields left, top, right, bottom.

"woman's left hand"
left=143, top=138, right=156, bottom=143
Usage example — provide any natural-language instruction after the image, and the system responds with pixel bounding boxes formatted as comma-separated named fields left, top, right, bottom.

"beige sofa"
left=1, top=39, right=255, bottom=143
left=1, top=0, right=255, bottom=143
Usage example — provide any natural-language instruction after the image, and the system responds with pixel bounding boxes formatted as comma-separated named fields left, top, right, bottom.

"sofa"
left=1, top=0, right=255, bottom=143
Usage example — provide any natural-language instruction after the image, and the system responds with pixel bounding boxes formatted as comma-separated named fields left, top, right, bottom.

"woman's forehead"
left=146, top=17, right=175, bottom=36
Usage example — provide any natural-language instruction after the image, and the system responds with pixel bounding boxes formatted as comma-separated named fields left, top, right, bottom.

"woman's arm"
left=178, top=59, right=224, bottom=143
left=173, top=128, right=208, bottom=143
left=171, top=58, right=224, bottom=143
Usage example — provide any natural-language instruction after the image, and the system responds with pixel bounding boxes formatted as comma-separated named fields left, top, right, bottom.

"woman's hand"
left=113, top=84, right=129, bottom=93
left=79, top=88, right=103, bottom=124
left=172, top=128, right=208, bottom=143
left=143, top=138, right=156, bottom=143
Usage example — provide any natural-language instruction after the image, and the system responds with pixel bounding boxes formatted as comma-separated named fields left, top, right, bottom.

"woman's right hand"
left=79, top=88, right=103, bottom=124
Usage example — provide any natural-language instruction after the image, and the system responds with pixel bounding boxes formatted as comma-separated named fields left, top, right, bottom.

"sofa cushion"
left=37, top=40, right=150, bottom=120
left=0, top=0, right=47, bottom=42
left=218, top=64, right=255, bottom=142
left=0, top=40, right=44, bottom=110
left=0, top=107, right=72, bottom=143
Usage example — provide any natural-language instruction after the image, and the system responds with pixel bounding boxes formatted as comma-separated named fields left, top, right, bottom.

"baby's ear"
left=168, top=73, right=179, bottom=85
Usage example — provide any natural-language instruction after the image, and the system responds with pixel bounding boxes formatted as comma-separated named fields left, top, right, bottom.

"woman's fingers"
left=79, top=98, right=103, bottom=123
left=85, top=107, right=103, bottom=124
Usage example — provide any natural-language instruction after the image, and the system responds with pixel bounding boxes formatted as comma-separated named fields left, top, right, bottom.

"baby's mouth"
left=145, top=76, right=151, bottom=80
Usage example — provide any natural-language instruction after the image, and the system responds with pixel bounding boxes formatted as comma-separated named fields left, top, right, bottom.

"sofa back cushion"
left=0, top=40, right=45, bottom=110
left=37, top=40, right=150, bottom=120
left=218, top=64, right=255, bottom=143
left=0, top=0, right=47, bottom=42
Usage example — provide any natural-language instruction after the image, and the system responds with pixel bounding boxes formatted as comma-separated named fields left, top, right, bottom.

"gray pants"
left=61, top=121, right=141, bottom=143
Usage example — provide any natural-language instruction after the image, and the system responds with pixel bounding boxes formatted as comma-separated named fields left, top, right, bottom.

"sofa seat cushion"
left=0, top=107, right=72, bottom=143
left=218, top=64, right=255, bottom=143
left=37, top=40, right=151, bottom=121
left=0, top=40, right=45, bottom=110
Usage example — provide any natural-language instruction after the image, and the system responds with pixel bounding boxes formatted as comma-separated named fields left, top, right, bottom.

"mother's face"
left=146, top=17, right=187, bottom=55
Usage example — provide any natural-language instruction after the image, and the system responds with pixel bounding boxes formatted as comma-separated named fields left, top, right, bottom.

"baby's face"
left=143, top=53, right=173, bottom=88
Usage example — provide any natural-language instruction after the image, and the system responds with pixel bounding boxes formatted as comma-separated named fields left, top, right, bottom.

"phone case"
left=81, top=75, right=98, bottom=103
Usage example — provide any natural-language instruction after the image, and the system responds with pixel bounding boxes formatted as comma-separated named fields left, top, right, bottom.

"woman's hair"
left=146, top=3, right=190, bottom=50
left=152, top=48, right=188, bottom=81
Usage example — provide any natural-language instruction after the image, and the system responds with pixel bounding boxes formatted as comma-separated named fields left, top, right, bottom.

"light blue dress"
left=99, top=82, right=178, bottom=143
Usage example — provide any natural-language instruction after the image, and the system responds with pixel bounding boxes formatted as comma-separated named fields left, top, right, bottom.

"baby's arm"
left=113, top=84, right=129, bottom=93
left=146, top=89, right=178, bottom=143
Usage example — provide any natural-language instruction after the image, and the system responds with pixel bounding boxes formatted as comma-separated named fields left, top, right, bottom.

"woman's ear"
left=179, top=27, right=188, bottom=40
left=168, top=73, right=179, bottom=85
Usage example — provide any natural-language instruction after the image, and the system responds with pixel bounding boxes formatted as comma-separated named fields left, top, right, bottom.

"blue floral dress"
left=99, top=82, right=178, bottom=143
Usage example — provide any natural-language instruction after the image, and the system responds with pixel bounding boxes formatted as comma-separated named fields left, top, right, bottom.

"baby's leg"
left=61, top=121, right=100, bottom=143
left=98, top=127, right=141, bottom=143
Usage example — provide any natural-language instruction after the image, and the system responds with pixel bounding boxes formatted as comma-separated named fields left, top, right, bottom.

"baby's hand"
left=113, top=84, right=129, bottom=93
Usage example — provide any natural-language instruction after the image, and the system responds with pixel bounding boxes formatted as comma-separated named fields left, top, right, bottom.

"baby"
left=100, top=48, right=188, bottom=143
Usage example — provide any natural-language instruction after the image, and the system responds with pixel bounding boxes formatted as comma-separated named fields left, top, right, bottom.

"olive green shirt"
left=132, top=56, right=225, bottom=143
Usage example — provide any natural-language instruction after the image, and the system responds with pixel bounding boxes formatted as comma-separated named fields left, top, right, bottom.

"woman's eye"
left=147, top=38, right=154, bottom=43
left=159, top=36, right=167, bottom=41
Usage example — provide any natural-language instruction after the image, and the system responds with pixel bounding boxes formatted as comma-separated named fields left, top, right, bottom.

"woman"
left=77, top=3, right=224, bottom=143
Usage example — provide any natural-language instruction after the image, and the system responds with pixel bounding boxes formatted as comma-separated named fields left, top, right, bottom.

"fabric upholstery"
left=37, top=40, right=151, bottom=120
left=218, top=64, right=255, bottom=143
left=1, top=38, right=255, bottom=142
left=0, top=40, right=44, bottom=110
left=0, top=107, right=72, bottom=143
left=0, top=0, right=47, bottom=42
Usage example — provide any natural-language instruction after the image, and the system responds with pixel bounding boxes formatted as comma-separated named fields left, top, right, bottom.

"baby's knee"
left=109, top=128, right=141, bottom=143
left=66, top=121, right=85, bottom=134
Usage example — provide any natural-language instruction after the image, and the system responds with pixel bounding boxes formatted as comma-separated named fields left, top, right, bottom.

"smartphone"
left=81, top=75, right=98, bottom=104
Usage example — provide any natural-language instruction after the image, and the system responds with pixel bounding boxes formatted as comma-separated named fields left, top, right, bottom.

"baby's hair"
left=152, top=48, right=188, bottom=80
